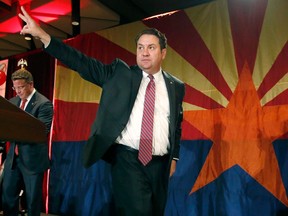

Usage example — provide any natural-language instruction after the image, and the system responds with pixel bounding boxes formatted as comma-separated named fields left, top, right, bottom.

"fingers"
left=20, top=6, right=31, bottom=19
left=17, top=6, right=50, bottom=43
left=18, top=13, right=27, bottom=23
left=18, top=6, right=32, bottom=24
left=18, top=6, right=34, bottom=35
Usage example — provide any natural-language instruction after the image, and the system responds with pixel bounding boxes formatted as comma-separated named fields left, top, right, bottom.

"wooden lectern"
left=0, top=96, right=46, bottom=143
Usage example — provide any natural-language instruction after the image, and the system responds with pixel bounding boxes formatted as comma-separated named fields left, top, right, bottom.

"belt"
left=114, top=143, right=168, bottom=159
left=115, top=144, right=138, bottom=153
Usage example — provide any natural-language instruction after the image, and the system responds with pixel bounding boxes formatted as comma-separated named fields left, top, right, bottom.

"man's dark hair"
left=135, top=28, right=167, bottom=50
left=11, top=68, right=33, bottom=83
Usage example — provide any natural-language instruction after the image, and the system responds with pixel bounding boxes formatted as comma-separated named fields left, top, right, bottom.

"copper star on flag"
left=184, top=63, right=288, bottom=206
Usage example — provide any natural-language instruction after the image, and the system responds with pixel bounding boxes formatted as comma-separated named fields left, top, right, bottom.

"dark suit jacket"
left=45, top=37, right=185, bottom=168
left=6, top=91, right=53, bottom=174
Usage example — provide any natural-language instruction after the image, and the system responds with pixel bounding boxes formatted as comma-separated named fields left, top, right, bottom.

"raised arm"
left=18, top=6, right=51, bottom=47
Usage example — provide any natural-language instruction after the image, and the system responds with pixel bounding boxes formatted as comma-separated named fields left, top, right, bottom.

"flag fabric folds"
left=50, top=0, right=288, bottom=215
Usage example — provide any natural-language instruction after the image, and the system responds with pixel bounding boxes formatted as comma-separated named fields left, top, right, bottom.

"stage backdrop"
left=49, top=0, right=288, bottom=215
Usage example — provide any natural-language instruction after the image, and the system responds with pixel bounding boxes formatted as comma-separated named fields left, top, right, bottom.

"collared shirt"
left=20, top=88, right=36, bottom=110
left=116, top=70, right=170, bottom=155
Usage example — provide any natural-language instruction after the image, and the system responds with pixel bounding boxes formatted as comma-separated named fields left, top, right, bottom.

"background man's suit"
left=2, top=91, right=53, bottom=215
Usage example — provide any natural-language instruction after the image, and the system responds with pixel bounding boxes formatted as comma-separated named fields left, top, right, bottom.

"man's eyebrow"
left=137, top=43, right=157, bottom=46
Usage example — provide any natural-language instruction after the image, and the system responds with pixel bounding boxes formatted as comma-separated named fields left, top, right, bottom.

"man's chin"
left=140, top=66, right=153, bottom=73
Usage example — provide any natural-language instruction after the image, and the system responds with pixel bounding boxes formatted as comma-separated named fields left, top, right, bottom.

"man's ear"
left=162, top=48, right=167, bottom=60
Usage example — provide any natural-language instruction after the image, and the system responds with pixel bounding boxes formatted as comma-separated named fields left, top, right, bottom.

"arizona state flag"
left=49, top=0, right=288, bottom=215
left=163, top=0, right=288, bottom=215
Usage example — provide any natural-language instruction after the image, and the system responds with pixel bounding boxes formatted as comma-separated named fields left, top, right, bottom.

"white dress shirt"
left=116, top=70, right=170, bottom=155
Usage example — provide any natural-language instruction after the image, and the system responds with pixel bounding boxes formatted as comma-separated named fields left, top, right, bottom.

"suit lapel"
left=25, top=93, right=37, bottom=114
left=129, top=66, right=143, bottom=112
left=162, top=71, right=176, bottom=131
left=15, top=98, right=21, bottom=107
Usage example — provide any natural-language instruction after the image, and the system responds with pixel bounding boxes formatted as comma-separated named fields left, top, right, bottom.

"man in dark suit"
left=2, top=63, right=53, bottom=216
left=19, top=6, right=185, bottom=216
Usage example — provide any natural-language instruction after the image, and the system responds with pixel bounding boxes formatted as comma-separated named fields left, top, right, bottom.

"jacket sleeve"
left=44, top=37, right=118, bottom=87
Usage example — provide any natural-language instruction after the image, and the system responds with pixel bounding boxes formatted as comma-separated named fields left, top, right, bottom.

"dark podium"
left=0, top=96, right=46, bottom=143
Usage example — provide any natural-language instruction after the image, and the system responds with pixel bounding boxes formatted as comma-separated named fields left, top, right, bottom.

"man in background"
left=2, top=62, right=53, bottom=216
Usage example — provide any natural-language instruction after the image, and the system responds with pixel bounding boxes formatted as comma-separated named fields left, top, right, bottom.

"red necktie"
left=20, top=99, right=27, bottom=110
left=138, top=75, right=155, bottom=166
left=15, top=99, right=28, bottom=155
